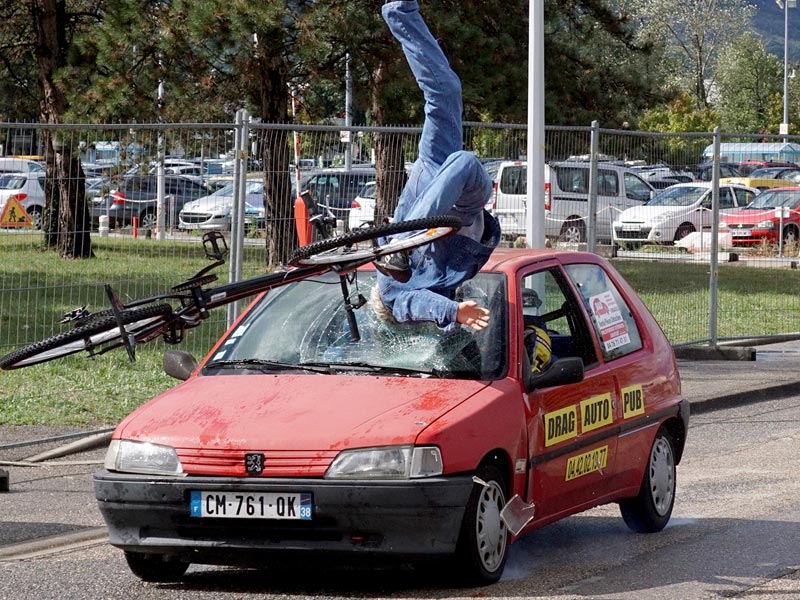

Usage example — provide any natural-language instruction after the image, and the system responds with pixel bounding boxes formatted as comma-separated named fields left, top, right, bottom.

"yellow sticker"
left=580, top=393, right=613, bottom=433
left=621, top=384, right=645, bottom=419
left=544, top=406, right=577, bottom=447
left=565, top=445, right=609, bottom=481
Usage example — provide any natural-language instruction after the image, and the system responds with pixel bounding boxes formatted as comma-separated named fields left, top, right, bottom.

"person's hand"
left=456, top=301, right=490, bottom=331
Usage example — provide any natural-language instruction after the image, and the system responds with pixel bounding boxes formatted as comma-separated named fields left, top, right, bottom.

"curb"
left=673, top=345, right=756, bottom=361
left=689, top=381, right=800, bottom=414
left=0, top=527, right=108, bottom=561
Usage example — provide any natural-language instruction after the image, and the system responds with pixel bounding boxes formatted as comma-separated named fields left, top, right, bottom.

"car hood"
left=181, top=194, right=233, bottom=212
left=722, top=208, right=792, bottom=225
left=616, top=205, right=694, bottom=223
left=115, top=373, right=489, bottom=451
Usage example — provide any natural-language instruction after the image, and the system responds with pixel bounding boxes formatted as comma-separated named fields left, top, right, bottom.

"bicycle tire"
left=0, top=304, right=173, bottom=370
left=289, top=216, right=462, bottom=266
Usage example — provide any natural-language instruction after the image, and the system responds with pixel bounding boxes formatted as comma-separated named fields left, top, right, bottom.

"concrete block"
left=673, top=345, right=756, bottom=361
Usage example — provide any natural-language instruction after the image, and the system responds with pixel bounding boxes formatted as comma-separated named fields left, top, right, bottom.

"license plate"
left=621, top=223, right=640, bottom=231
left=730, top=229, right=750, bottom=237
left=190, top=491, right=312, bottom=520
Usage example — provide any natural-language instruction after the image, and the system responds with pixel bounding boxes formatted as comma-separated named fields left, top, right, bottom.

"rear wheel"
left=451, top=464, right=508, bottom=585
left=559, top=218, right=586, bottom=243
left=0, top=304, right=173, bottom=370
left=139, top=211, right=157, bottom=230
left=124, top=551, right=189, bottom=582
left=619, top=428, right=676, bottom=533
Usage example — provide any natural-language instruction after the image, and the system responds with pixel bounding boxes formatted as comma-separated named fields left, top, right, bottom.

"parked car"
left=737, top=160, right=798, bottom=176
left=691, top=162, right=741, bottom=182
left=746, top=167, right=800, bottom=182
left=94, top=248, right=688, bottom=585
left=0, top=157, right=44, bottom=176
left=720, top=187, right=800, bottom=245
left=303, top=168, right=377, bottom=224
left=720, top=176, right=797, bottom=191
left=487, top=160, right=655, bottom=242
left=348, top=181, right=376, bottom=230
left=179, top=180, right=265, bottom=231
left=612, top=181, right=758, bottom=245
left=91, top=175, right=213, bottom=230
left=0, top=171, right=46, bottom=228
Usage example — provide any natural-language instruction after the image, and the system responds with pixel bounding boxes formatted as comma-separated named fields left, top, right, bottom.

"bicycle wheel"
left=0, top=304, right=173, bottom=370
left=289, top=216, right=462, bottom=266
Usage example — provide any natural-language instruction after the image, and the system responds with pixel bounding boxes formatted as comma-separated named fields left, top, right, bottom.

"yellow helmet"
left=524, top=325, right=552, bottom=373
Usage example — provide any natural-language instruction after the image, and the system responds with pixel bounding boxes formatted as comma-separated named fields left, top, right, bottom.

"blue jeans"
left=378, top=1, right=500, bottom=330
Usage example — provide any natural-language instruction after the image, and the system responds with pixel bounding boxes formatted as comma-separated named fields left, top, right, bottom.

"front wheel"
left=288, top=216, right=462, bottom=267
left=451, top=464, right=509, bottom=586
left=124, top=551, right=189, bottom=582
left=674, top=223, right=695, bottom=241
left=0, top=304, right=173, bottom=370
left=783, top=224, right=799, bottom=244
left=619, top=428, right=676, bottom=533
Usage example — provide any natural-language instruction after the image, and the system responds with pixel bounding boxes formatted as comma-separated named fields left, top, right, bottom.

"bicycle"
left=0, top=216, right=462, bottom=370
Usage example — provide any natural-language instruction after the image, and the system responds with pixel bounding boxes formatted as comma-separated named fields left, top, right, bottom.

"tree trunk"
left=371, top=63, right=407, bottom=223
left=32, top=0, right=93, bottom=258
left=250, top=42, right=293, bottom=270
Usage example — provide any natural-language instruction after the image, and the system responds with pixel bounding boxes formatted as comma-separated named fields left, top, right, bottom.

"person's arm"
left=389, top=288, right=490, bottom=331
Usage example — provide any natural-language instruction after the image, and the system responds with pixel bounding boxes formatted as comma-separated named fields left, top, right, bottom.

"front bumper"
left=93, top=470, right=474, bottom=564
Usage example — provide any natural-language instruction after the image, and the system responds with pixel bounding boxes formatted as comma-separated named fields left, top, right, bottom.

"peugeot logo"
left=245, top=452, right=265, bottom=475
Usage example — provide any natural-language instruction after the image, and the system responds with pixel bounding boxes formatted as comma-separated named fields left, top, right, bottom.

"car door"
left=698, top=185, right=735, bottom=232
left=521, top=264, right=620, bottom=519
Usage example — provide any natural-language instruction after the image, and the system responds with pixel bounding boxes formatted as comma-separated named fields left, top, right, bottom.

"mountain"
left=752, top=0, right=800, bottom=63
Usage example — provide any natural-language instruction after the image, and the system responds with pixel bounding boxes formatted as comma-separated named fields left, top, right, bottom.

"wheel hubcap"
left=649, top=437, right=675, bottom=516
left=475, top=480, right=507, bottom=572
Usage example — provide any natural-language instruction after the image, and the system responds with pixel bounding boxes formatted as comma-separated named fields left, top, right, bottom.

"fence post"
left=708, top=126, right=721, bottom=348
left=587, top=120, right=599, bottom=253
left=227, top=110, right=248, bottom=328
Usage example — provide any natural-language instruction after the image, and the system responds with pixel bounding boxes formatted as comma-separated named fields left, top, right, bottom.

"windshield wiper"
left=203, top=358, right=331, bottom=374
left=298, top=360, right=445, bottom=378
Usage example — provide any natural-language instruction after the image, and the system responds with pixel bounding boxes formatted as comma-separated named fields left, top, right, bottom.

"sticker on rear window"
left=589, top=291, right=630, bottom=351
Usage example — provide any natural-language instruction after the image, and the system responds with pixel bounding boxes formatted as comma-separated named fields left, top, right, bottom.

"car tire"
left=452, top=464, right=509, bottom=586
left=26, top=206, right=43, bottom=230
left=124, top=551, right=189, bottom=582
left=674, top=223, right=695, bottom=241
left=783, top=224, right=799, bottom=244
left=619, top=428, right=676, bottom=533
left=560, top=218, right=586, bottom=244
left=139, top=211, right=158, bottom=230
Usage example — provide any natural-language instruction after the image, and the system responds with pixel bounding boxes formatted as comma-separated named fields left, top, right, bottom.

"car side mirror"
left=163, top=350, right=198, bottom=381
left=525, top=356, right=584, bottom=392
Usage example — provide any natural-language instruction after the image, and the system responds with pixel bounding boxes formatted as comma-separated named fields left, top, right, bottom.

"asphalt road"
left=1, top=391, right=800, bottom=599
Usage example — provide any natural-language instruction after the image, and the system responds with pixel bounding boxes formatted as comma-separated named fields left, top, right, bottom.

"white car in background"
left=612, top=181, right=758, bottom=245
left=0, top=171, right=46, bottom=229
left=179, top=179, right=264, bottom=231
left=348, top=181, right=376, bottom=230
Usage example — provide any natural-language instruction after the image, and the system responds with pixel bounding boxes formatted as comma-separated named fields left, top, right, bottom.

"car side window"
left=719, top=187, right=735, bottom=209
left=519, top=269, right=597, bottom=368
left=734, top=188, right=755, bottom=205
left=564, top=264, right=643, bottom=361
left=624, top=173, right=652, bottom=202
left=556, top=167, right=588, bottom=194
left=597, top=171, right=619, bottom=196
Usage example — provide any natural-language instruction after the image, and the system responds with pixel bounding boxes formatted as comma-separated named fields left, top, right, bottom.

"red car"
left=720, top=187, right=800, bottom=245
left=94, top=249, right=688, bottom=585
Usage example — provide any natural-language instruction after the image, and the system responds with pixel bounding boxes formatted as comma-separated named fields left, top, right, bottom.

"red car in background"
left=720, top=187, right=800, bottom=245
left=94, top=249, right=689, bottom=586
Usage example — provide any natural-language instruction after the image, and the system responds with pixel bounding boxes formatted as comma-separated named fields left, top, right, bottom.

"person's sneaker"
left=374, top=250, right=411, bottom=283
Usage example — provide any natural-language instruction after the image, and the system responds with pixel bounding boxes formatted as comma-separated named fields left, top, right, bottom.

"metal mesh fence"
left=2, top=119, right=800, bottom=423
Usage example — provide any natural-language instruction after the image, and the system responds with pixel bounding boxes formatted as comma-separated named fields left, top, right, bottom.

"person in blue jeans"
left=373, top=0, right=501, bottom=332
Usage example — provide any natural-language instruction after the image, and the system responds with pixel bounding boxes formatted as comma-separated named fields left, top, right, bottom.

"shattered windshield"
left=206, top=271, right=508, bottom=380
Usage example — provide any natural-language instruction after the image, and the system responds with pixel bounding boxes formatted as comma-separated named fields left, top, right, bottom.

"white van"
left=487, top=160, right=655, bottom=242
left=0, top=158, right=44, bottom=175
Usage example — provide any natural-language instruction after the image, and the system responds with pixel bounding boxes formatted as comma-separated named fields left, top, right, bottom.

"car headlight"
left=756, top=220, right=775, bottom=229
left=324, top=445, right=442, bottom=479
left=104, top=439, right=184, bottom=476
left=719, top=222, right=728, bottom=229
